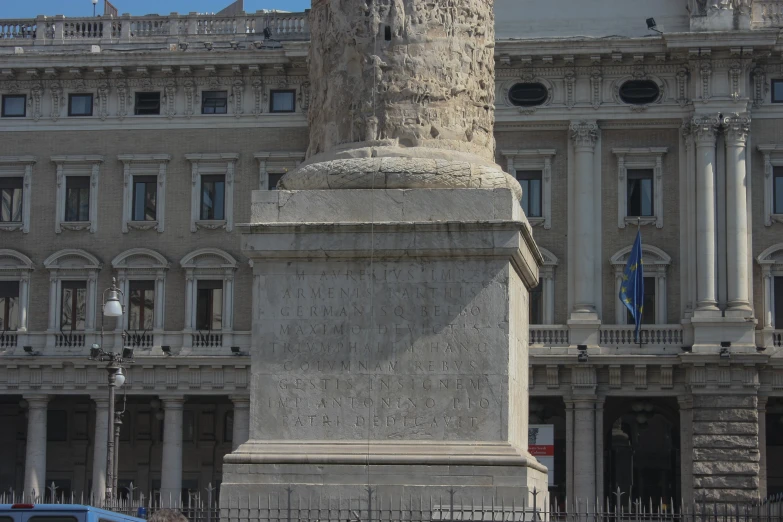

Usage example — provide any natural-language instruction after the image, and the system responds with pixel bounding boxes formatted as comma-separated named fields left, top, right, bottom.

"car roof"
left=0, top=505, right=145, bottom=522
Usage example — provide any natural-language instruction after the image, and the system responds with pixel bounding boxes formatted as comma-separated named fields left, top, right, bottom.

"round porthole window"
left=619, top=80, right=660, bottom=105
left=508, top=82, right=549, bottom=107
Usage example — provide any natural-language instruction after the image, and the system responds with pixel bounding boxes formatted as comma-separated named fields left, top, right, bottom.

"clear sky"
left=2, top=0, right=311, bottom=18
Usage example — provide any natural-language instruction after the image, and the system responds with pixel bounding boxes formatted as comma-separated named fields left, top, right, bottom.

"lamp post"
left=88, top=277, right=133, bottom=503
left=92, top=0, right=98, bottom=17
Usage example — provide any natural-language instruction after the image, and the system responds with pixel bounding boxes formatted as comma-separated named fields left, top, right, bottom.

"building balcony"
left=757, top=329, right=783, bottom=351
left=529, top=324, right=686, bottom=352
left=0, top=10, right=309, bottom=47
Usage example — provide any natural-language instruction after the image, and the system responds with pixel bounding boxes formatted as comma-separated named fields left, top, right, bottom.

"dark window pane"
left=68, top=93, right=93, bottom=116
left=46, top=410, right=68, bottom=441
left=29, top=517, right=77, bottom=522
left=202, top=90, right=228, bottom=114
left=200, top=175, right=225, bottom=220
left=135, top=92, right=161, bottom=115
left=516, top=170, right=542, bottom=218
left=773, top=80, right=783, bottom=103
left=775, top=276, right=783, bottom=328
left=626, top=277, right=656, bottom=325
left=65, top=176, right=90, bottom=221
left=529, top=282, right=543, bottom=325
left=129, top=280, right=155, bottom=330
left=270, top=90, right=295, bottom=113
left=627, top=170, right=654, bottom=217
left=197, top=280, right=223, bottom=331
left=2, top=95, right=26, bottom=117
left=61, top=280, right=87, bottom=331
left=775, top=169, right=783, bottom=215
left=132, top=175, right=157, bottom=221
left=0, top=281, right=20, bottom=331
left=0, top=177, right=23, bottom=223
left=268, top=172, right=285, bottom=190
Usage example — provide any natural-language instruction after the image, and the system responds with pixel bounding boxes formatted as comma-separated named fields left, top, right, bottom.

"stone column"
left=724, top=114, right=752, bottom=314
left=564, top=399, right=575, bottom=502
left=691, top=116, right=720, bottom=313
left=691, top=393, right=760, bottom=503
left=160, top=397, right=185, bottom=503
left=678, top=395, right=694, bottom=505
left=569, top=122, right=599, bottom=317
left=91, top=396, right=110, bottom=503
left=759, top=396, right=768, bottom=499
left=573, top=396, right=598, bottom=503
left=23, top=395, right=49, bottom=499
left=230, top=396, right=250, bottom=451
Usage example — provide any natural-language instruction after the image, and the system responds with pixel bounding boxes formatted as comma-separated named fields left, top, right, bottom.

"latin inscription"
left=253, top=261, right=510, bottom=440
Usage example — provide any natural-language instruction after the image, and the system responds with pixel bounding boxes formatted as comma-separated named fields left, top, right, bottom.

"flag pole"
left=637, top=217, right=642, bottom=349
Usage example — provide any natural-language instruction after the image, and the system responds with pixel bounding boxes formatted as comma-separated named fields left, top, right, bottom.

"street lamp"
left=88, top=277, right=132, bottom=503
left=92, top=0, right=98, bottom=17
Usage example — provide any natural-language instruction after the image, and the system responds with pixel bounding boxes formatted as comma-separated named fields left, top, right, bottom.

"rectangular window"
left=196, top=280, right=223, bottom=331
left=68, top=93, right=93, bottom=116
left=65, top=176, right=90, bottom=222
left=775, top=276, right=783, bottom=329
left=516, top=170, right=542, bottom=218
left=270, top=90, right=296, bottom=113
left=132, top=175, right=157, bottom=221
left=529, top=281, right=543, bottom=325
left=773, top=80, right=783, bottom=103
left=627, top=169, right=654, bottom=217
left=0, top=177, right=23, bottom=223
left=0, top=281, right=20, bottom=331
left=268, top=172, right=285, bottom=190
left=129, top=280, right=155, bottom=331
left=626, top=276, right=656, bottom=326
left=202, top=90, right=228, bottom=114
left=2, top=94, right=26, bottom=117
left=61, top=280, right=87, bottom=331
left=775, top=167, right=783, bottom=215
left=135, top=92, right=161, bottom=115
left=200, top=175, right=226, bottom=220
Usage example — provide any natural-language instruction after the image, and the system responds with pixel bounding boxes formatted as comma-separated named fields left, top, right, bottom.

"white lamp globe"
left=104, top=290, right=123, bottom=317
left=114, top=367, right=126, bottom=387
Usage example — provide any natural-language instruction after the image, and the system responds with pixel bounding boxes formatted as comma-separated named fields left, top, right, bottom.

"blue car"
left=0, top=504, right=146, bottom=522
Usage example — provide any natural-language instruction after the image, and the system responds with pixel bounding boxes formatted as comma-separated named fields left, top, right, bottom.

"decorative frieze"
left=546, top=365, right=559, bottom=388
left=609, top=366, right=622, bottom=388
left=634, top=365, right=648, bottom=389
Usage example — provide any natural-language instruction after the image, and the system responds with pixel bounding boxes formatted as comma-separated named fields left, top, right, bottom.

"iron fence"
left=4, top=484, right=783, bottom=522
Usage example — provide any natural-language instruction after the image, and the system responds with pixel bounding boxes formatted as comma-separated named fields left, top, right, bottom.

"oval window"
left=509, top=83, right=549, bottom=107
left=619, top=80, right=660, bottom=105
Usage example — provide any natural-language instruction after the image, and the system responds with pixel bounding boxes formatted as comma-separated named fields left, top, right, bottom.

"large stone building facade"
left=0, top=0, right=783, bottom=506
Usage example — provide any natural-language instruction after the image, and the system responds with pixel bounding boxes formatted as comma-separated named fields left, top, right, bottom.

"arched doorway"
left=604, top=397, right=680, bottom=506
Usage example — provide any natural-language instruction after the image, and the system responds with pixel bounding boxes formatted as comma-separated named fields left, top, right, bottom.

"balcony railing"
left=775, top=330, right=783, bottom=348
left=192, top=332, right=223, bottom=348
left=0, top=11, right=309, bottom=45
left=529, top=325, right=570, bottom=347
left=0, top=331, right=18, bottom=348
left=753, top=1, right=783, bottom=27
left=55, top=332, right=85, bottom=348
left=599, top=325, right=683, bottom=346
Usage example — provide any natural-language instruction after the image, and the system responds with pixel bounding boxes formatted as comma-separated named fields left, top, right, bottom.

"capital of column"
left=91, top=396, right=111, bottom=409
left=690, top=114, right=720, bottom=145
left=230, top=395, right=250, bottom=409
left=572, top=395, right=601, bottom=408
left=161, top=396, right=186, bottom=410
left=723, top=113, right=751, bottom=145
left=23, top=395, right=50, bottom=409
left=677, top=395, right=693, bottom=410
left=569, top=121, right=599, bottom=150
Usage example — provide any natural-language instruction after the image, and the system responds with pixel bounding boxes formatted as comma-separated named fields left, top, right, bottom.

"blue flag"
left=619, top=230, right=645, bottom=340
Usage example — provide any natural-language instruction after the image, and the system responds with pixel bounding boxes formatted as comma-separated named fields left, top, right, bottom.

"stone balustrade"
left=0, top=11, right=309, bottom=45
left=599, top=324, right=684, bottom=347
left=529, top=325, right=570, bottom=347
left=753, top=1, right=783, bottom=27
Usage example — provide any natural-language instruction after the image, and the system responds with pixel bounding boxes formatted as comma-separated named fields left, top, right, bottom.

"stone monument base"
left=224, top=188, right=547, bottom=505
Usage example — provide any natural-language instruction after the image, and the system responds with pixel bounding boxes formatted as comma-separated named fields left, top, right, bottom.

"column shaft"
left=564, top=400, right=575, bottom=503
left=91, top=397, right=110, bottom=502
left=23, top=395, right=49, bottom=499
left=573, top=398, right=597, bottom=503
left=692, top=116, right=719, bottom=311
left=160, top=397, right=185, bottom=504
left=570, top=122, right=598, bottom=316
left=678, top=396, right=694, bottom=505
left=724, top=115, right=752, bottom=313
left=231, top=397, right=251, bottom=451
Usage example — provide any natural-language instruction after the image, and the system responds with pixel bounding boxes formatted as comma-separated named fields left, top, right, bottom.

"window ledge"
left=0, top=222, right=24, bottom=232
left=624, top=216, right=657, bottom=227
left=527, top=217, right=546, bottom=227
left=59, top=221, right=93, bottom=232
left=128, top=220, right=159, bottom=231
left=195, top=219, right=227, bottom=231
left=770, top=214, right=783, bottom=225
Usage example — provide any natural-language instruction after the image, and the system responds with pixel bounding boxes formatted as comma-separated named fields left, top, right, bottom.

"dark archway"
left=603, top=397, right=680, bottom=506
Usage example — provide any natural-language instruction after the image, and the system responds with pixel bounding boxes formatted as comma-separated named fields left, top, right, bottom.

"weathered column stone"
left=564, top=399, right=575, bottom=501
left=723, top=114, right=752, bottom=315
left=91, top=396, right=110, bottom=503
left=572, top=397, right=598, bottom=503
left=160, top=396, right=184, bottom=503
left=759, top=396, right=768, bottom=499
left=691, top=393, right=760, bottom=503
left=691, top=115, right=720, bottom=314
left=23, top=394, right=49, bottom=499
left=678, top=395, right=694, bottom=505
left=230, top=396, right=250, bottom=451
